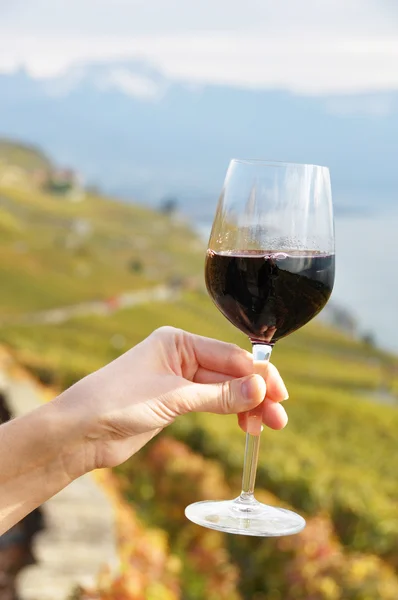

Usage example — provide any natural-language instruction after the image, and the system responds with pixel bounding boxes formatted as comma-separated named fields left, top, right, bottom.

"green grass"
left=5, top=293, right=397, bottom=561
left=1, top=291, right=397, bottom=557
left=0, top=184, right=204, bottom=314
left=1, top=176, right=398, bottom=572
left=0, top=138, right=52, bottom=171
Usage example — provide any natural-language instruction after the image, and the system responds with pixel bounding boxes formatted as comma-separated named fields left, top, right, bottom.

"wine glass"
left=185, top=159, right=335, bottom=536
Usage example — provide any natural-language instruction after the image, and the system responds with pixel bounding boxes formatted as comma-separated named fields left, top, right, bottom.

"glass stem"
left=240, top=344, right=273, bottom=502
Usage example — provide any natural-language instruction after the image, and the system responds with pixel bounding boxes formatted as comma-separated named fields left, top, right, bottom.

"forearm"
left=0, top=398, right=88, bottom=535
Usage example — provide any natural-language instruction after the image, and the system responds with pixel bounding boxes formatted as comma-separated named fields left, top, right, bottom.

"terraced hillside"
left=0, top=151, right=397, bottom=599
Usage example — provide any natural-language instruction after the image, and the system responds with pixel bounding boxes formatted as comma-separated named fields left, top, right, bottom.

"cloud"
left=0, top=0, right=397, bottom=94
left=0, top=0, right=18, bottom=12
left=1, top=0, right=396, bottom=35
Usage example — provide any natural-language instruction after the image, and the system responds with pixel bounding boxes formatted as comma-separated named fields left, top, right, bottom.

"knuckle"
left=152, top=326, right=180, bottom=339
left=150, top=395, right=180, bottom=422
left=220, top=381, right=234, bottom=413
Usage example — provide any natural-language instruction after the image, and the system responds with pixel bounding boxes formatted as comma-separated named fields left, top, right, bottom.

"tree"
left=159, top=196, right=178, bottom=216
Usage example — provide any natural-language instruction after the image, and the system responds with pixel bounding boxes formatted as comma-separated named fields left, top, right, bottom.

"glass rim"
left=231, top=158, right=329, bottom=170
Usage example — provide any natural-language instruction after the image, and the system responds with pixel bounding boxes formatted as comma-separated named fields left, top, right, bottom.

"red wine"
left=205, top=250, right=334, bottom=344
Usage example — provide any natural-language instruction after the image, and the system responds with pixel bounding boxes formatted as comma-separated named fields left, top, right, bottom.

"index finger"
left=189, top=333, right=253, bottom=378
left=254, top=361, right=288, bottom=402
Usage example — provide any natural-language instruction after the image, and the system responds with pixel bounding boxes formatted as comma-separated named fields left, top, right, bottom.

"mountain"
left=1, top=60, right=398, bottom=218
left=1, top=176, right=398, bottom=598
left=0, top=138, right=52, bottom=172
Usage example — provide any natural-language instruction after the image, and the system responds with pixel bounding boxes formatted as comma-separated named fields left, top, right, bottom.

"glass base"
left=185, top=497, right=306, bottom=537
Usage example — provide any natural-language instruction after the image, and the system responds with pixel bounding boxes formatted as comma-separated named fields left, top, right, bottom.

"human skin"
left=0, top=327, right=288, bottom=535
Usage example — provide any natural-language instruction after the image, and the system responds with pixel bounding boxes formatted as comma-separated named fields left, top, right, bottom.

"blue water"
left=333, top=209, right=398, bottom=353
left=196, top=209, right=398, bottom=354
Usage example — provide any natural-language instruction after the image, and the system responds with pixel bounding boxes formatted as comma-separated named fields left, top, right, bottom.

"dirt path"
left=1, top=284, right=180, bottom=326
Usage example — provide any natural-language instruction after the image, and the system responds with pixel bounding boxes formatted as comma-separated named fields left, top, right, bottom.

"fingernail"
left=247, top=415, right=262, bottom=436
left=241, top=375, right=262, bottom=402
left=281, top=383, right=289, bottom=401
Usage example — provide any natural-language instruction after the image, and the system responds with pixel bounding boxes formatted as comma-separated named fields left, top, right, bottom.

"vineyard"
left=0, top=170, right=397, bottom=599
left=76, top=436, right=398, bottom=600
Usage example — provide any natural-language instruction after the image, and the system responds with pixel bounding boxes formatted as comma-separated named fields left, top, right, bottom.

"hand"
left=59, top=327, right=288, bottom=474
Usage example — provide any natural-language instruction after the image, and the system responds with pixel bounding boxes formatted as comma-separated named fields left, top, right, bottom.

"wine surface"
left=205, top=250, right=335, bottom=344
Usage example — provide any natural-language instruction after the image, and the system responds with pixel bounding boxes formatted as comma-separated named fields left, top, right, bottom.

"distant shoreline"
left=192, top=204, right=376, bottom=242
left=191, top=207, right=398, bottom=357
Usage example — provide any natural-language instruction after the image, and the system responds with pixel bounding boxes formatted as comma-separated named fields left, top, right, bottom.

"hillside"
left=0, top=170, right=398, bottom=599
left=0, top=181, right=202, bottom=317
left=1, top=63, right=398, bottom=216
left=0, top=138, right=52, bottom=172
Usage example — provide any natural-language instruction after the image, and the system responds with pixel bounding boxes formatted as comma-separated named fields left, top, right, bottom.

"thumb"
left=180, top=374, right=266, bottom=415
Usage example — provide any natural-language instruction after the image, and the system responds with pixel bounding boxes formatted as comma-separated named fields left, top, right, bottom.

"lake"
left=333, top=209, right=398, bottom=354
left=196, top=208, right=398, bottom=355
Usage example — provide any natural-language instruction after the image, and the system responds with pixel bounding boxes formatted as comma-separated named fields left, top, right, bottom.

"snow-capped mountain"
left=1, top=60, right=397, bottom=216
left=40, top=61, right=167, bottom=100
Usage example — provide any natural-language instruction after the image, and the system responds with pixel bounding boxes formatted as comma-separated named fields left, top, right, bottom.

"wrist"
left=52, top=380, right=99, bottom=478
left=0, top=396, right=92, bottom=534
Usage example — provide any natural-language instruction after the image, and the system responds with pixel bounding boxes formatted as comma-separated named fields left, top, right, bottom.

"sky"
left=0, top=0, right=398, bottom=94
